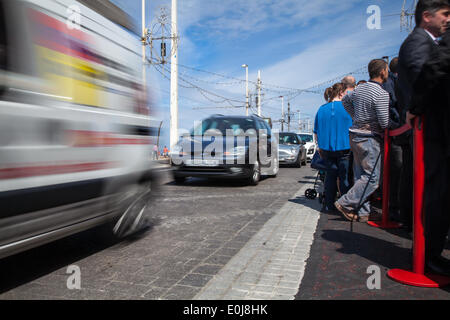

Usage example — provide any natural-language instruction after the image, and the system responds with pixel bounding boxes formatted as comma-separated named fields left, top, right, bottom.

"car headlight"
left=290, top=147, right=298, bottom=154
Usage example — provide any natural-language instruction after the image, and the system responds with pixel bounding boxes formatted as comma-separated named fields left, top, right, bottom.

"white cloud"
left=177, top=0, right=361, bottom=39
left=111, top=0, right=409, bottom=141
left=165, top=7, right=406, bottom=132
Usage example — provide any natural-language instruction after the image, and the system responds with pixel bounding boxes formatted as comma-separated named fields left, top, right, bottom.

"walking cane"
left=367, top=126, right=410, bottom=229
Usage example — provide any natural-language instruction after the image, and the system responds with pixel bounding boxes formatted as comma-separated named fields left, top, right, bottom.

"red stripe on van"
left=29, top=8, right=88, bottom=43
left=0, top=162, right=115, bottom=180
left=70, top=131, right=151, bottom=147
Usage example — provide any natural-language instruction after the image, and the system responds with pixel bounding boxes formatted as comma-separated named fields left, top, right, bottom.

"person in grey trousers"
left=334, top=59, right=390, bottom=222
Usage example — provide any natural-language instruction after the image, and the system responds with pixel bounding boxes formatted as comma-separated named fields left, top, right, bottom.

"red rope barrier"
left=387, top=117, right=450, bottom=287
left=389, top=123, right=412, bottom=137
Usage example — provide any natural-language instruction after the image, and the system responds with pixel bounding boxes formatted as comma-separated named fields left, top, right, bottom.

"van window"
left=259, top=120, right=272, bottom=136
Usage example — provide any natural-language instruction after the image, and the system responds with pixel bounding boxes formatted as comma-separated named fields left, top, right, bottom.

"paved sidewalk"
left=194, top=182, right=321, bottom=300
left=295, top=203, right=450, bottom=299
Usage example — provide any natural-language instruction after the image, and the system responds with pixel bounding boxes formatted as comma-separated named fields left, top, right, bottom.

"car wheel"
left=295, top=155, right=302, bottom=168
left=248, top=160, right=261, bottom=185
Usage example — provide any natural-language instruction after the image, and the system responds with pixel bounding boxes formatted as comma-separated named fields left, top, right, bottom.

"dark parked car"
left=170, top=114, right=279, bottom=185
left=278, top=132, right=307, bottom=167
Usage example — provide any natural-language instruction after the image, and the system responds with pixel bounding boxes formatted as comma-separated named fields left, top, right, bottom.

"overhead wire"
left=150, top=58, right=246, bottom=106
left=150, top=51, right=397, bottom=113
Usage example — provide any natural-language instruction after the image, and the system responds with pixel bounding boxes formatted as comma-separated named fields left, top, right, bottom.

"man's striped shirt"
left=342, top=81, right=390, bottom=136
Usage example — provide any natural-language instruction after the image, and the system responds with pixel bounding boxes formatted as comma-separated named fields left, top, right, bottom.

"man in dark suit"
left=382, top=58, right=402, bottom=221
left=408, top=24, right=450, bottom=276
left=383, top=58, right=400, bottom=124
left=396, top=0, right=450, bottom=234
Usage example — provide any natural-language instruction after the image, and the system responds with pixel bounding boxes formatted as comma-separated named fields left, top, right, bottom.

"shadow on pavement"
left=165, top=176, right=271, bottom=188
left=320, top=229, right=411, bottom=270
left=288, top=196, right=329, bottom=216
left=0, top=222, right=157, bottom=294
left=296, top=208, right=450, bottom=299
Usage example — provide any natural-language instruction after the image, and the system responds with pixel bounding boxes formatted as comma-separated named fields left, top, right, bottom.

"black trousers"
left=389, top=143, right=403, bottom=215
left=424, top=140, right=450, bottom=259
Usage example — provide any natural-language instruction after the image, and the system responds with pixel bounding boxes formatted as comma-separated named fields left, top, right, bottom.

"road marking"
left=193, top=179, right=321, bottom=300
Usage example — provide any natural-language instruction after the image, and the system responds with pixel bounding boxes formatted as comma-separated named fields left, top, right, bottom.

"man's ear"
left=422, top=10, right=433, bottom=24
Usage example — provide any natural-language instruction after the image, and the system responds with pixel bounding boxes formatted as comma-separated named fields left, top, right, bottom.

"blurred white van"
left=0, top=0, right=159, bottom=258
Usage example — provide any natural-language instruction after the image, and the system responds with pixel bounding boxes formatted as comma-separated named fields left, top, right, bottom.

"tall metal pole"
left=142, top=0, right=146, bottom=91
left=170, top=0, right=178, bottom=149
left=257, top=70, right=261, bottom=116
left=241, top=65, right=249, bottom=116
left=280, top=96, right=284, bottom=132
left=246, top=67, right=249, bottom=116
left=287, top=102, right=291, bottom=132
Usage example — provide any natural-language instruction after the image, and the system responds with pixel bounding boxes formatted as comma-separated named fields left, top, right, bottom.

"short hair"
left=341, top=76, right=356, bottom=89
left=389, top=57, right=399, bottom=74
left=357, top=80, right=367, bottom=86
left=415, top=0, right=450, bottom=26
left=368, top=59, right=388, bottom=79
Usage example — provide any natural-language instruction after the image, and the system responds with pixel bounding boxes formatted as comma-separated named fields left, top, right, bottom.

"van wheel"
left=247, top=160, right=260, bottom=186
left=113, top=181, right=155, bottom=238
left=101, top=181, right=154, bottom=240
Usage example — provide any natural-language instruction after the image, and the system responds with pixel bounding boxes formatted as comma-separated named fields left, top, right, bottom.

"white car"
left=297, top=133, right=317, bottom=162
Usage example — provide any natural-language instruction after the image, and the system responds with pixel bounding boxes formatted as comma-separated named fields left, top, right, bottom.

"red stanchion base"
left=388, top=269, right=450, bottom=288
left=367, top=220, right=401, bottom=229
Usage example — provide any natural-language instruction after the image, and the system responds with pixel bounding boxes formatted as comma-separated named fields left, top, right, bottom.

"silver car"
left=278, top=132, right=307, bottom=167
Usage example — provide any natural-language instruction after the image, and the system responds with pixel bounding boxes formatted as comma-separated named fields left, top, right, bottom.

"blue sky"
left=111, top=0, right=416, bottom=149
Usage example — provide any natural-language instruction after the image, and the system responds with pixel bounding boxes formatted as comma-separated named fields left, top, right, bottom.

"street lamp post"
left=242, top=64, right=249, bottom=116
left=170, top=0, right=178, bottom=149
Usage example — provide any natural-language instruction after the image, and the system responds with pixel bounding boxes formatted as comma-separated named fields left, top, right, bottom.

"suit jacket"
left=410, top=28, right=450, bottom=155
left=396, top=27, right=439, bottom=124
left=382, top=72, right=400, bottom=127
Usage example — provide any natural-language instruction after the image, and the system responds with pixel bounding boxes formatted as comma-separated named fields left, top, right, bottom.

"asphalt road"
left=0, top=164, right=314, bottom=300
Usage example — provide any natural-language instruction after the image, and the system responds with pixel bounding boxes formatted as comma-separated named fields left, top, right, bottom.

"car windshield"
left=298, top=134, right=313, bottom=143
left=190, top=117, right=256, bottom=135
left=279, top=133, right=300, bottom=145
